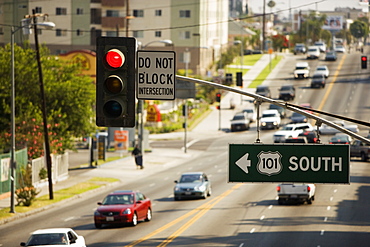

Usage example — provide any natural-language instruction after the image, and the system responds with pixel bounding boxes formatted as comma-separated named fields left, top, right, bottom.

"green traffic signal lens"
left=105, top=75, right=123, bottom=94
left=103, top=100, right=122, bottom=118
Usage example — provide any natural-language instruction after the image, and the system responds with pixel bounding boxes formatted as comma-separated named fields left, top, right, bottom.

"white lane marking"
left=268, top=205, right=273, bottom=209
left=324, top=217, right=328, bottom=222
left=149, top=183, right=156, bottom=187
left=164, top=177, right=169, bottom=181
left=167, top=194, right=173, bottom=198
left=250, top=228, right=255, bottom=233
left=64, top=217, right=76, bottom=222
left=330, top=197, right=333, bottom=201
left=327, top=206, right=331, bottom=211
left=320, top=230, right=325, bottom=235
left=334, top=189, right=337, bottom=193
left=260, top=215, right=265, bottom=220
left=239, top=244, right=244, bottom=247
left=185, top=139, right=199, bottom=149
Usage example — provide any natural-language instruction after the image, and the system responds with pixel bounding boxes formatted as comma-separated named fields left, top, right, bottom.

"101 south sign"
left=137, top=51, right=176, bottom=100
left=229, top=144, right=350, bottom=184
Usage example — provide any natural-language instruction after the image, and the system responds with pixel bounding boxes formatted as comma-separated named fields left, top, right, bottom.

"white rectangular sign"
left=137, top=51, right=176, bottom=100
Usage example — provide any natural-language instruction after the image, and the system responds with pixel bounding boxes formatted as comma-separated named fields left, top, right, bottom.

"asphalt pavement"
left=0, top=53, right=275, bottom=223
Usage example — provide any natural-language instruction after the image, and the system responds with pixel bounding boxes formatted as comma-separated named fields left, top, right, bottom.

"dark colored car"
left=269, top=104, right=287, bottom=118
left=278, top=85, right=296, bottom=101
left=298, top=131, right=319, bottom=143
left=94, top=190, right=152, bottom=228
left=284, top=137, right=308, bottom=143
left=311, top=74, right=326, bottom=88
left=325, top=51, right=337, bottom=61
left=255, top=85, right=271, bottom=98
left=174, top=172, right=211, bottom=200
left=290, top=112, right=308, bottom=123
left=329, top=134, right=351, bottom=144
left=294, top=43, right=306, bottom=55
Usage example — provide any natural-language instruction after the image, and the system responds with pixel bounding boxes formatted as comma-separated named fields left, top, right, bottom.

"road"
left=2, top=51, right=370, bottom=247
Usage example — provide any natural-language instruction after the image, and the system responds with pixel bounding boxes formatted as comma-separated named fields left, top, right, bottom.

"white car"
left=273, top=123, right=314, bottom=143
left=20, top=228, right=86, bottom=247
left=242, top=108, right=257, bottom=122
left=314, top=65, right=329, bottom=78
left=314, top=41, right=327, bottom=53
left=334, top=45, right=346, bottom=53
left=319, top=121, right=359, bottom=135
left=307, top=46, right=320, bottom=59
left=260, top=109, right=281, bottom=130
left=294, top=62, right=310, bottom=79
left=230, top=112, right=250, bottom=132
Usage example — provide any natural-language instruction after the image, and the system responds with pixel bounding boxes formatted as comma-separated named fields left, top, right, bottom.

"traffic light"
left=216, top=92, right=221, bottom=102
left=361, top=56, right=367, bottom=69
left=96, top=37, right=136, bottom=127
left=225, top=73, right=232, bottom=84
left=236, top=72, right=243, bottom=87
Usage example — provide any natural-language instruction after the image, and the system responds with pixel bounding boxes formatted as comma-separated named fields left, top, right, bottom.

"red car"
left=94, top=190, right=152, bottom=228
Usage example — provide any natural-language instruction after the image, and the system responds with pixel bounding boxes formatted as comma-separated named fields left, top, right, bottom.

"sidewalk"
left=0, top=53, right=278, bottom=222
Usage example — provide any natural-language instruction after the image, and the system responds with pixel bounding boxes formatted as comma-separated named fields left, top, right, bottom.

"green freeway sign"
left=229, top=144, right=350, bottom=184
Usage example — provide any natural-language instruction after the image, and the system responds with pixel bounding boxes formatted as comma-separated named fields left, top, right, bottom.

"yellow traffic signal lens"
left=105, top=75, right=123, bottom=94
left=105, top=49, right=125, bottom=68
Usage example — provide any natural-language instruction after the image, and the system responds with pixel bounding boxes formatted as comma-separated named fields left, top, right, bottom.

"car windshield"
left=280, top=86, right=292, bottom=90
left=244, top=109, right=253, bottom=113
left=316, top=67, right=326, bottom=71
left=102, top=194, right=133, bottom=205
left=296, top=66, right=307, bottom=70
left=256, top=87, right=268, bottom=93
left=262, top=113, right=276, bottom=118
left=292, top=113, right=304, bottom=117
left=313, top=74, right=324, bottom=78
left=281, top=126, right=294, bottom=130
left=308, top=48, right=317, bottom=52
left=232, top=115, right=244, bottom=120
left=27, top=233, right=68, bottom=246
left=180, top=174, right=202, bottom=183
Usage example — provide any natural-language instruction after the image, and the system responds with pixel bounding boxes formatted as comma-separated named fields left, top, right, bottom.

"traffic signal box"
left=361, top=56, right=367, bottom=69
left=216, top=92, right=221, bottom=102
left=96, top=37, right=136, bottom=127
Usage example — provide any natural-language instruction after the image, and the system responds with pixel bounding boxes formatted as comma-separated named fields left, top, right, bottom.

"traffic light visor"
left=105, top=49, right=125, bottom=68
left=105, top=75, right=123, bottom=94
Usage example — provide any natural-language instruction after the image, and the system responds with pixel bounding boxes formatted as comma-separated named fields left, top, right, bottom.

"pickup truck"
left=350, top=140, right=370, bottom=162
left=276, top=183, right=316, bottom=205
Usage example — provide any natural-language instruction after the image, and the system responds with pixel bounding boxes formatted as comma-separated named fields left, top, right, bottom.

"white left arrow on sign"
left=235, top=153, right=251, bottom=174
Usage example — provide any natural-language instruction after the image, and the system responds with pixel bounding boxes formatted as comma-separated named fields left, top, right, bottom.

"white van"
left=306, top=46, right=320, bottom=59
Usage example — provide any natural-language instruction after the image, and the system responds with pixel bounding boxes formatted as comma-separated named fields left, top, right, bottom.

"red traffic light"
left=105, top=49, right=125, bottom=68
left=361, top=56, right=367, bottom=62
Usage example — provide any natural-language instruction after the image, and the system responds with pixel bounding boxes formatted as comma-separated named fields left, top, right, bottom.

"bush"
left=15, top=164, right=39, bottom=206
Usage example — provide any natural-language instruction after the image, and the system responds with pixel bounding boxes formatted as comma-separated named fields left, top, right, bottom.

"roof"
left=31, top=228, right=73, bottom=234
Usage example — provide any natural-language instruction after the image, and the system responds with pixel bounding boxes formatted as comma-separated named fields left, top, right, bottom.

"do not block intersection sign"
left=229, top=144, right=350, bottom=184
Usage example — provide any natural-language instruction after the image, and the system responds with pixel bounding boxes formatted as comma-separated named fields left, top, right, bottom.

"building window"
left=56, top=29, right=67, bottom=36
left=133, top=9, right=144, bottom=17
left=155, top=10, right=162, bottom=16
left=35, top=7, right=42, bottom=13
left=77, top=29, right=83, bottom=36
left=179, top=31, right=190, bottom=39
left=155, top=31, right=161, bottom=37
left=0, top=27, right=3, bottom=35
left=77, top=8, right=83, bottom=15
left=133, top=30, right=144, bottom=38
left=106, top=10, right=119, bottom=17
left=180, top=10, right=190, bottom=18
left=56, top=7, right=67, bottom=15
left=91, top=8, right=102, bottom=24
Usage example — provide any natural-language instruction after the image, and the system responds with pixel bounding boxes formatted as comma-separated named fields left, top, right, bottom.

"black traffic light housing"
left=236, top=72, right=243, bottom=87
left=361, top=56, right=367, bottom=69
left=216, top=92, right=221, bottom=102
left=96, top=37, right=136, bottom=127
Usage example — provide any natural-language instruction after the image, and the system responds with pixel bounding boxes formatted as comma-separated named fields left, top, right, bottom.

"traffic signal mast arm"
left=176, top=75, right=370, bottom=145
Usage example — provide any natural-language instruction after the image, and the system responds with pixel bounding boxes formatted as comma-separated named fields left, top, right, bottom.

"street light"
left=137, top=39, right=173, bottom=154
left=9, top=14, right=55, bottom=212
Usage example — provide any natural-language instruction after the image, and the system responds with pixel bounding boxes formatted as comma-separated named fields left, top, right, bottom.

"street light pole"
left=10, top=26, right=16, bottom=213
left=31, top=9, right=54, bottom=199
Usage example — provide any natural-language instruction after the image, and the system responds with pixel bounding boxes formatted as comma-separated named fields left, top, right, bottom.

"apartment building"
left=0, top=0, right=230, bottom=76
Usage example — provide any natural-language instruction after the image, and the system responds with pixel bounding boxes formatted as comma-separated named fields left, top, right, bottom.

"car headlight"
left=174, top=186, right=180, bottom=192
left=261, top=122, right=266, bottom=126
left=195, top=185, right=206, bottom=191
left=273, top=122, right=278, bottom=126
left=122, top=208, right=132, bottom=215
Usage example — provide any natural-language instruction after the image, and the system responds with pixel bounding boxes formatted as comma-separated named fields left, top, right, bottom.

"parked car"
left=290, top=112, right=308, bottom=123
left=314, top=65, right=329, bottom=78
left=230, top=112, right=250, bottom=132
left=314, top=41, right=327, bottom=53
left=255, top=85, right=271, bottom=98
left=278, top=84, right=296, bottom=101
left=242, top=108, right=257, bottom=122
left=306, top=46, right=320, bottom=59
left=269, top=104, right=287, bottom=118
left=94, top=190, right=152, bottom=228
left=298, top=131, right=319, bottom=143
left=311, top=74, right=326, bottom=88
left=20, top=228, right=86, bottom=247
left=273, top=123, right=314, bottom=143
left=174, top=172, right=211, bottom=200
left=329, top=133, right=352, bottom=144
left=319, top=121, right=359, bottom=135
left=294, top=43, right=306, bottom=54
left=260, top=109, right=281, bottom=130
left=284, top=137, right=308, bottom=143
left=325, top=51, right=337, bottom=61
left=294, top=62, right=310, bottom=79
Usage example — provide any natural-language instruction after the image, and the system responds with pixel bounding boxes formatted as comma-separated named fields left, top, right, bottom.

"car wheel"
left=174, top=196, right=180, bottom=201
left=278, top=198, right=284, bottom=205
left=307, top=198, right=313, bottom=204
left=131, top=213, right=138, bottom=226
left=145, top=208, right=152, bottom=222
left=94, top=222, right=102, bottom=229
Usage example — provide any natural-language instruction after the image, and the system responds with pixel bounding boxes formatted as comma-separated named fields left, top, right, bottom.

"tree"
left=0, top=42, right=95, bottom=159
left=350, top=20, right=369, bottom=40
left=272, top=34, right=289, bottom=51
